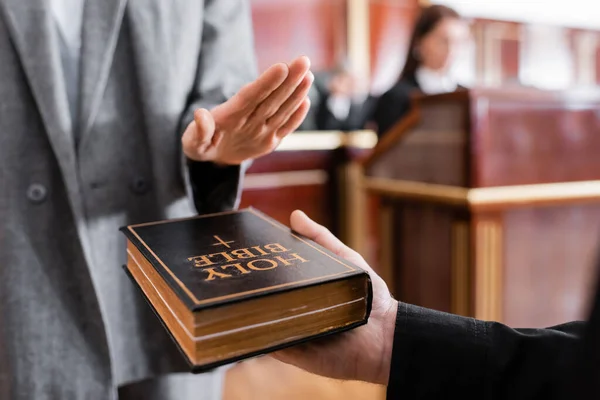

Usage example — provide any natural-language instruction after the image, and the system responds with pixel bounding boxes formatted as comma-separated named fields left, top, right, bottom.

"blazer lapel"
left=0, top=0, right=76, bottom=165
left=77, top=0, right=127, bottom=148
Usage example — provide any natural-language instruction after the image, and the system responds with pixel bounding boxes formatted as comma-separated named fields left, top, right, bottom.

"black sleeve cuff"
left=185, top=158, right=248, bottom=214
left=386, top=302, right=489, bottom=399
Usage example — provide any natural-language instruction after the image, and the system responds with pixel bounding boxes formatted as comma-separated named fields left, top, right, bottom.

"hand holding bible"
left=272, top=210, right=399, bottom=385
left=182, top=56, right=313, bottom=165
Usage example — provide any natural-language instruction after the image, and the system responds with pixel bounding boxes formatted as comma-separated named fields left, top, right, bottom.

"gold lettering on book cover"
left=203, top=268, right=232, bottom=281
left=189, top=255, right=215, bottom=268
left=220, top=263, right=251, bottom=275
left=247, top=259, right=279, bottom=271
left=211, top=235, right=235, bottom=248
left=187, top=243, right=310, bottom=280
left=207, top=251, right=235, bottom=262
left=251, top=246, right=269, bottom=255
left=275, top=253, right=308, bottom=266
left=127, top=209, right=357, bottom=306
left=230, top=248, right=256, bottom=259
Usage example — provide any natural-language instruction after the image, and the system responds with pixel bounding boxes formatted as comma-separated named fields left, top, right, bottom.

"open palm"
left=182, top=56, right=313, bottom=165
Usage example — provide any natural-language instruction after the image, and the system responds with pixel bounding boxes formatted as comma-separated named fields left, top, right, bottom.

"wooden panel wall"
left=474, top=94, right=600, bottom=187
left=472, top=19, right=521, bottom=86
left=238, top=150, right=338, bottom=230
left=499, top=38, right=519, bottom=83
left=250, top=0, right=347, bottom=72
left=473, top=18, right=600, bottom=88
left=503, top=204, right=600, bottom=328
left=574, top=30, right=600, bottom=86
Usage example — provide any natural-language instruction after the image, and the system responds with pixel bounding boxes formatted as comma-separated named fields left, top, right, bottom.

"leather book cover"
left=120, top=207, right=372, bottom=312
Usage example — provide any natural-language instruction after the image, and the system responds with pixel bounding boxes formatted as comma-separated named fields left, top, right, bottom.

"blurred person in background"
left=370, top=4, right=470, bottom=137
left=300, top=62, right=376, bottom=132
left=0, top=1, right=311, bottom=399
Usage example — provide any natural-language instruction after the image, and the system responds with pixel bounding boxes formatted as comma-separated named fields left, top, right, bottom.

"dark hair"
left=398, top=5, right=460, bottom=83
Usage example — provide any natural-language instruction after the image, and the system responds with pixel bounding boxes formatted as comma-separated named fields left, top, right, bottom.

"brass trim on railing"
left=363, top=178, right=470, bottom=206
left=243, top=170, right=328, bottom=190
left=363, top=177, right=600, bottom=209
left=275, top=130, right=378, bottom=151
left=378, top=203, right=395, bottom=296
left=469, top=180, right=600, bottom=207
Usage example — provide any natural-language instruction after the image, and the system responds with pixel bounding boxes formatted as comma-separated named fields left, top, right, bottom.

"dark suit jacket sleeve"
left=386, top=302, right=585, bottom=399
left=178, top=0, right=257, bottom=214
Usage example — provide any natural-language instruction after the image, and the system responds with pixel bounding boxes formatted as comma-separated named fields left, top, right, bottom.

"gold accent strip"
left=345, top=130, right=379, bottom=149
left=347, top=0, right=370, bottom=90
left=474, top=220, right=502, bottom=321
left=378, top=204, right=395, bottom=295
left=243, top=170, right=328, bottom=190
left=469, top=180, right=600, bottom=206
left=364, top=178, right=470, bottom=206
left=277, top=131, right=343, bottom=151
left=127, top=208, right=357, bottom=306
left=451, top=222, right=470, bottom=316
left=339, top=162, right=367, bottom=253
left=275, top=130, right=377, bottom=151
left=363, top=177, right=600, bottom=208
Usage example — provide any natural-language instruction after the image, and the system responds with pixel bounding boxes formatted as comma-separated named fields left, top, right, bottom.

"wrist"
left=184, top=154, right=240, bottom=168
left=212, top=151, right=243, bottom=167
left=210, top=153, right=243, bottom=167
left=213, top=160, right=241, bottom=167
left=376, top=299, right=398, bottom=385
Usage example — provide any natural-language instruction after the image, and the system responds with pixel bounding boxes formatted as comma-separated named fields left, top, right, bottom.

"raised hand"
left=182, top=56, right=313, bottom=165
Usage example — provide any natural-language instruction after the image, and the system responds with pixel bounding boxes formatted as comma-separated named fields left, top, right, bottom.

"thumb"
left=182, top=108, right=216, bottom=161
left=290, top=210, right=373, bottom=274
left=290, top=210, right=349, bottom=260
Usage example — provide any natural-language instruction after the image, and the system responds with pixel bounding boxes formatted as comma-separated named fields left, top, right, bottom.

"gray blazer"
left=0, top=0, right=257, bottom=399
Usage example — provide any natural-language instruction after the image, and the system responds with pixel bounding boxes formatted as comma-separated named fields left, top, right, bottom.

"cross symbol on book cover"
left=211, top=235, right=235, bottom=248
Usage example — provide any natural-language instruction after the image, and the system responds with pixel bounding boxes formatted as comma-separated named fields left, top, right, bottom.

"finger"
left=275, top=97, right=311, bottom=139
left=270, top=345, right=319, bottom=372
left=230, top=62, right=289, bottom=114
left=251, top=56, right=311, bottom=121
left=194, top=108, right=216, bottom=145
left=181, top=108, right=216, bottom=160
left=266, top=71, right=313, bottom=130
left=290, top=210, right=348, bottom=258
left=271, top=338, right=349, bottom=380
left=290, top=209, right=369, bottom=270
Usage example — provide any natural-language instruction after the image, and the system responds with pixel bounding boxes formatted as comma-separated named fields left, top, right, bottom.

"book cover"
left=120, top=207, right=373, bottom=371
left=121, top=207, right=370, bottom=310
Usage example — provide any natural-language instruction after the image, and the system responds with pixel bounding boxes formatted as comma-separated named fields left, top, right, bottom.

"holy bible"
left=120, top=208, right=372, bottom=372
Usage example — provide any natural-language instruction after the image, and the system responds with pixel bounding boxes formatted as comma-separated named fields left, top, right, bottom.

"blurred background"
left=250, top=0, right=600, bottom=94
left=227, top=1, right=600, bottom=398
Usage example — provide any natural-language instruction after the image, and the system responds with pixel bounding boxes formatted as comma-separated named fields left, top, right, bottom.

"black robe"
left=386, top=249, right=600, bottom=399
